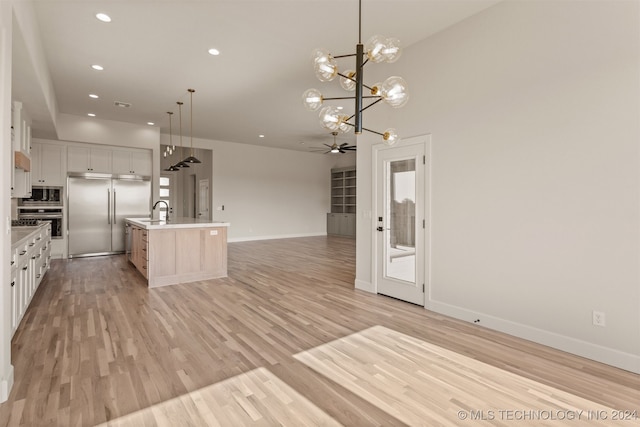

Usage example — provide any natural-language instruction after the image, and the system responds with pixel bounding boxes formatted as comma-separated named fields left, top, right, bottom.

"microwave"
left=20, top=186, right=63, bottom=205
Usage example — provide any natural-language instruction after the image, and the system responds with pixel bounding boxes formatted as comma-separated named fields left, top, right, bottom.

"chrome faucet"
left=152, top=200, right=170, bottom=222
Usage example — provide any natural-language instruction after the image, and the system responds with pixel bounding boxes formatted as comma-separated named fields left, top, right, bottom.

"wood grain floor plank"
left=0, top=236, right=636, bottom=426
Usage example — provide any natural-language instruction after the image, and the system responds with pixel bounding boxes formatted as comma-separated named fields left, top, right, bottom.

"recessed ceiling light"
left=208, top=48, right=220, bottom=56
left=89, top=94, right=99, bottom=99
left=96, top=13, right=111, bottom=23
left=259, top=134, right=265, bottom=138
left=87, top=113, right=96, bottom=117
left=147, top=122, right=155, bottom=126
left=91, top=64, right=104, bottom=71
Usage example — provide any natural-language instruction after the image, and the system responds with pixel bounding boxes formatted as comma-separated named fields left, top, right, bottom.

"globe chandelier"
left=302, top=0, right=408, bottom=146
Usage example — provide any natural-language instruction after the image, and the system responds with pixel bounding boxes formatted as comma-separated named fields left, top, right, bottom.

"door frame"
left=372, top=134, right=431, bottom=308
left=198, top=178, right=210, bottom=220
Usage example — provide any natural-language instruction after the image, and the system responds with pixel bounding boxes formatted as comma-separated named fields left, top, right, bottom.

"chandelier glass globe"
left=302, top=88, right=323, bottom=111
left=381, top=76, right=409, bottom=108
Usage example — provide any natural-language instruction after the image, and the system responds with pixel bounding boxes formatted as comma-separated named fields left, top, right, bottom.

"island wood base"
left=130, top=225, right=228, bottom=287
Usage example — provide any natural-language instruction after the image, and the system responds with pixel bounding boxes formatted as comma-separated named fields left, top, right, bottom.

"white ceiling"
left=13, top=0, right=500, bottom=152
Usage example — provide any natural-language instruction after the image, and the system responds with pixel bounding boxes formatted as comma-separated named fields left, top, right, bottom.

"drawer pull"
left=29, top=243, right=35, bottom=247
left=11, top=281, right=15, bottom=287
left=36, top=237, right=41, bottom=241
left=11, top=261, right=14, bottom=266
left=19, top=251, right=26, bottom=255
left=22, top=266, right=28, bottom=271
left=36, top=274, right=41, bottom=279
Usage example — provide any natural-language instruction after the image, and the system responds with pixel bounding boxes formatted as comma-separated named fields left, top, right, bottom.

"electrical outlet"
left=592, top=311, right=606, bottom=327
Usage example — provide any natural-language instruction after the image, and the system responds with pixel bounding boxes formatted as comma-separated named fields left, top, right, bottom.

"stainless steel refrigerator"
left=68, top=173, right=151, bottom=257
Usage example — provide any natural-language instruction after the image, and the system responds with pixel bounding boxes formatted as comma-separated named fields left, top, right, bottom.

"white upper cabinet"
left=112, top=149, right=152, bottom=176
left=68, top=146, right=112, bottom=173
left=12, top=101, right=31, bottom=154
left=12, top=101, right=32, bottom=198
left=31, top=142, right=65, bottom=186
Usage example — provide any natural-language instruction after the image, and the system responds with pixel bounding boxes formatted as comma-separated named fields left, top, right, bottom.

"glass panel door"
left=375, top=141, right=425, bottom=306
left=385, top=159, right=416, bottom=283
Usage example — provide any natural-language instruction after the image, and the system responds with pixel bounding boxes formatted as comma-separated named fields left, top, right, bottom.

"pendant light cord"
left=177, top=102, right=184, bottom=157
left=188, top=88, right=195, bottom=156
left=167, top=111, right=173, bottom=150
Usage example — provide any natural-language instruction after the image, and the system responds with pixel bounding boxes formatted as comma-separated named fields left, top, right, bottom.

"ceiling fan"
left=311, top=131, right=356, bottom=154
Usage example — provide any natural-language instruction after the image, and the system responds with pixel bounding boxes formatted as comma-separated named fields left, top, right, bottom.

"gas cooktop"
left=11, top=219, right=43, bottom=227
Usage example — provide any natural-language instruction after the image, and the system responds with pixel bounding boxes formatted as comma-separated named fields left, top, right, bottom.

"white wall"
left=0, top=0, right=14, bottom=402
left=356, top=0, right=640, bottom=372
left=160, top=134, right=338, bottom=241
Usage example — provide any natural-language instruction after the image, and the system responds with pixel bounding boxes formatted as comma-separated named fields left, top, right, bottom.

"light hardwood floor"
left=0, top=236, right=638, bottom=426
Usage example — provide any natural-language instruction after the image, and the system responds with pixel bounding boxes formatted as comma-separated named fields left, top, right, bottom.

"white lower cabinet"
left=10, top=224, right=51, bottom=337
left=10, top=268, right=18, bottom=333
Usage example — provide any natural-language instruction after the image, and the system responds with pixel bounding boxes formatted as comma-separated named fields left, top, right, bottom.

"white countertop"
left=11, top=224, right=48, bottom=248
left=125, top=217, right=230, bottom=230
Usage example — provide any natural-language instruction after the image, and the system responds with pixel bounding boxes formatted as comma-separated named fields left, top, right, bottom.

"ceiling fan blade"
left=323, top=143, right=333, bottom=148
left=339, top=142, right=349, bottom=147
left=342, top=146, right=357, bottom=151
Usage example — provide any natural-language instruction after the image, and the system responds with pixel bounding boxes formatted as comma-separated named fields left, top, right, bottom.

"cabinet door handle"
left=11, top=281, right=15, bottom=287
left=29, top=243, right=34, bottom=247
left=11, top=261, right=14, bottom=266
left=19, top=251, right=26, bottom=255
left=22, top=266, right=28, bottom=271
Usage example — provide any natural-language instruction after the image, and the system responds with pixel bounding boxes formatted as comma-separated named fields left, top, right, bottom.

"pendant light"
left=182, top=88, right=201, bottom=164
left=163, top=111, right=179, bottom=171
left=174, top=101, right=190, bottom=168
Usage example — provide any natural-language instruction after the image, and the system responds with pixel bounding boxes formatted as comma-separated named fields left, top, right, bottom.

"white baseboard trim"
left=228, top=232, right=327, bottom=243
left=427, top=300, right=640, bottom=374
left=355, top=279, right=375, bottom=293
left=0, top=364, right=14, bottom=403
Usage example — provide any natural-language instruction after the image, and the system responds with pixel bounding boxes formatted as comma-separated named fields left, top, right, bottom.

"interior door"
left=375, top=142, right=426, bottom=305
left=198, top=179, right=210, bottom=220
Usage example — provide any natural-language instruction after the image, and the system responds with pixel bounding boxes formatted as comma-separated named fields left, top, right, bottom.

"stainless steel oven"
left=19, top=186, right=64, bottom=239
left=18, top=208, right=63, bottom=239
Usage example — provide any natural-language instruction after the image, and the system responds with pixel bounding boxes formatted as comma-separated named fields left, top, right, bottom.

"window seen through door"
left=159, top=176, right=171, bottom=220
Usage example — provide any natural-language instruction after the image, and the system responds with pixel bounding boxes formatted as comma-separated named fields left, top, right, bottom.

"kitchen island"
left=125, top=217, right=230, bottom=287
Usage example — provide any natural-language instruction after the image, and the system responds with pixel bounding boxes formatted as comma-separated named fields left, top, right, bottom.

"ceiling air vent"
left=114, top=101, right=131, bottom=108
